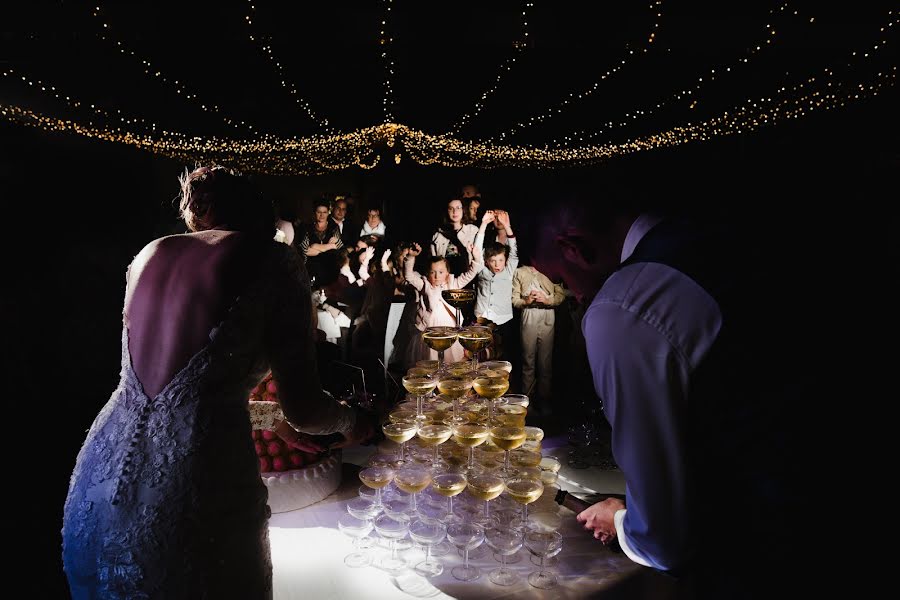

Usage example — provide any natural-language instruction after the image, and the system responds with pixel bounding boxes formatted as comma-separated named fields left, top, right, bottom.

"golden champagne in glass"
left=473, top=375, right=510, bottom=423
left=432, top=472, right=468, bottom=524
left=467, top=473, right=505, bottom=525
left=358, top=465, right=395, bottom=507
left=493, top=403, right=527, bottom=428
left=453, top=423, right=491, bottom=472
left=382, top=421, right=418, bottom=465
left=403, top=374, right=436, bottom=422
left=457, top=326, right=493, bottom=372
left=422, top=326, right=458, bottom=371
left=414, top=359, right=441, bottom=375
left=437, top=374, right=473, bottom=425
left=490, top=426, right=526, bottom=476
left=416, top=424, right=453, bottom=467
left=478, top=360, right=512, bottom=375
left=395, top=465, right=432, bottom=515
left=505, top=477, right=544, bottom=524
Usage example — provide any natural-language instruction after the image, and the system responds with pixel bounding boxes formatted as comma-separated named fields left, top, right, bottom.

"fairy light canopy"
left=1, top=1, right=896, bottom=175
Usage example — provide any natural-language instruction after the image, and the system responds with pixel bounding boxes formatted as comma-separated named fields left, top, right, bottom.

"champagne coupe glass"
left=394, top=465, right=432, bottom=517
left=494, top=404, right=527, bottom=428
left=358, top=465, right=394, bottom=508
left=525, top=529, right=563, bottom=589
left=485, top=524, right=525, bottom=586
left=466, top=472, right=505, bottom=527
left=539, top=455, right=562, bottom=487
left=416, top=423, right=453, bottom=468
left=382, top=421, right=418, bottom=465
left=414, top=359, right=440, bottom=376
left=337, top=514, right=374, bottom=568
left=489, top=425, right=527, bottom=477
left=406, top=366, right=434, bottom=378
left=444, top=360, right=476, bottom=377
left=452, top=423, right=490, bottom=473
left=477, top=359, right=513, bottom=376
left=431, top=472, right=468, bottom=525
left=523, top=424, right=544, bottom=452
left=402, top=373, right=437, bottom=423
left=457, top=325, right=493, bottom=372
left=447, top=522, right=485, bottom=582
left=473, top=374, right=509, bottom=423
left=408, top=517, right=447, bottom=577
left=374, top=513, right=410, bottom=573
left=437, top=374, right=474, bottom=426
left=441, top=288, right=475, bottom=328
left=505, top=477, right=544, bottom=526
left=422, top=326, right=458, bottom=372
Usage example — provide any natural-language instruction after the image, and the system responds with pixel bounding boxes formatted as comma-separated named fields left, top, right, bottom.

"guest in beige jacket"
left=512, top=265, right=566, bottom=414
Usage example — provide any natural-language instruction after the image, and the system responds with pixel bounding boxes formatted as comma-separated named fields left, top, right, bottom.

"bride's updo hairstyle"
left=178, top=165, right=275, bottom=235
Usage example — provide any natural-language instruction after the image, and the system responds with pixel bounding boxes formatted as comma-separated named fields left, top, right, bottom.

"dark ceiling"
left=3, top=0, right=896, bottom=146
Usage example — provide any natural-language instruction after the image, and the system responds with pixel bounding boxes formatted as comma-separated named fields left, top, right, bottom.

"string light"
left=3, top=64, right=892, bottom=174
left=560, top=6, right=896, bottom=146
left=1, top=67, right=160, bottom=133
left=91, top=3, right=255, bottom=133
left=380, top=0, right=396, bottom=123
left=445, top=1, right=535, bottom=136
left=557, top=2, right=801, bottom=146
left=490, top=1, right=665, bottom=142
left=3, top=6, right=893, bottom=173
left=244, top=1, right=333, bottom=133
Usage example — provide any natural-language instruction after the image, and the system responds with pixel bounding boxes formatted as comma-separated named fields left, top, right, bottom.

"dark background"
left=2, top=1, right=896, bottom=595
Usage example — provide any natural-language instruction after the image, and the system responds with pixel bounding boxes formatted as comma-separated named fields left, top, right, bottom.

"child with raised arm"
left=473, top=210, right=518, bottom=359
left=404, top=241, right=483, bottom=366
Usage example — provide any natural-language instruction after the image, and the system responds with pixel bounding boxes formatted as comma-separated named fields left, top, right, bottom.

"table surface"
left=269, top=437, right=674, bottom=600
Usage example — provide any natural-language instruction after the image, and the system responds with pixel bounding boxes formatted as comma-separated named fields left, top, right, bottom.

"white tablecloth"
left=269, top=456, right=674, bottom=599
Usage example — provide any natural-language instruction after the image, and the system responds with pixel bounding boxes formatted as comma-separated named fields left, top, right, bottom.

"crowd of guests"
left=278, top=187, right=573, bottom=416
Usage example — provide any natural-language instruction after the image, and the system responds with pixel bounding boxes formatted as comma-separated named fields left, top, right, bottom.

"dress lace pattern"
left=61, top=242, right=315, bottom=600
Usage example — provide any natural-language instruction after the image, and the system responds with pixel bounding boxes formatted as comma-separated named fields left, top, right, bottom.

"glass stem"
left=391, top=539, right=398, bottom=561
left=417, top=394, right=423, bottom=418
left=484, top=499, right=490, bottom=519
left=464, top=548, right=470, bottom=569
left=410, top=491, right=417, bottom=513
left=504, top=450, right=511, bottom=473
left=468, top=446, right=475, bottom=469
left=438, top=349, right=445, bottom=370
left=523, top=503, right=528, bottom=524
left=501, top=553, right=507, bottom=572
left=399, top=441, right=405, bottom=463
left=375, top=487, right=382, bottom=506
left=433, top=445, right=440, bottom=465
left=448, top=495, right=454, bottom=516
left=425, top=544, right=432, bottom=563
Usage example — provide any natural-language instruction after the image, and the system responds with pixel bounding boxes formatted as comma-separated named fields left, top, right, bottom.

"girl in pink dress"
left=403, top=242, right=482, bottom=366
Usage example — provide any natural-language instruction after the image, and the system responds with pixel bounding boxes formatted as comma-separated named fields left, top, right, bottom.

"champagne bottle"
left=554, top=489, right=624, bottom=553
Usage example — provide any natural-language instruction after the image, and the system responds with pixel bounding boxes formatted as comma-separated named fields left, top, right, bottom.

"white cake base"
left=261, top=450, right=342, bottom=513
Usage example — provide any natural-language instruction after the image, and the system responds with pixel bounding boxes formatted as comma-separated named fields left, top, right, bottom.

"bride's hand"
left=274, top=419, right=326, bottom=453
left=330, top=414, right=375, bottom=449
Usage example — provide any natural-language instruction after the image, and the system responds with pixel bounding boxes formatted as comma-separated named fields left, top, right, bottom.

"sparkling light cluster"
left=3, top=64, right=892, bottom=174
left=1, top=6, right=894, bottom=174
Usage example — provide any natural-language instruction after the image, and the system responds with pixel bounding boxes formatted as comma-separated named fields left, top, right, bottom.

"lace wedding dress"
left=62, top=242, right=346, bottom=599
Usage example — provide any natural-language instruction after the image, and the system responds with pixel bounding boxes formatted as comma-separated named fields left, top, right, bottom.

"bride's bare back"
left=124, top=229, right=262, bottom=398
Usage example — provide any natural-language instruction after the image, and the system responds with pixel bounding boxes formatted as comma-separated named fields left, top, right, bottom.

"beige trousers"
left=520, top=308, right=555, bottom=404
